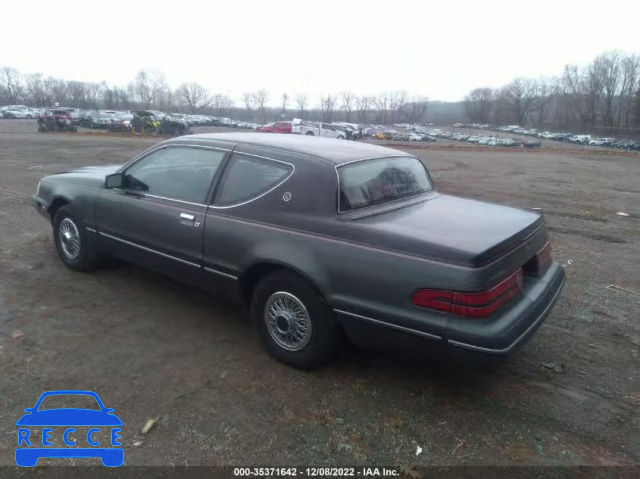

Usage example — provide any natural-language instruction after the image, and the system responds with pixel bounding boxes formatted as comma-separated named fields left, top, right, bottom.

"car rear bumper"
left=336, top=262, right=565, bottom=358
left=443, top=262, right=565, bottom=354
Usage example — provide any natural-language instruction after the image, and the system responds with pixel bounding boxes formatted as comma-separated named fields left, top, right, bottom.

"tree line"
left=0, top=66, right=428, bottom=124
left=2, top=49, right=638, bottom=134
left=464, top=50, right=640, bottom=136
left=0, top=68, right=235, bottom=117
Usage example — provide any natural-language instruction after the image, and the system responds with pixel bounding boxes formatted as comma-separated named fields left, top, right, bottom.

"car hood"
left=46, top=165, right=123, bottom=189
left=345, top=194, right=543, bottom=267
left=17, top=409, right=123, bottom=426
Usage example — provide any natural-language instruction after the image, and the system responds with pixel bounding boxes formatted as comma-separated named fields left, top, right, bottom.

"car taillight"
left=412, top=269, right=524, bottom=318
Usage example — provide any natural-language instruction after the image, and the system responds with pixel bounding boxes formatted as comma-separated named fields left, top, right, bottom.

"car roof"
left=186, top=132, right=412, bottom=165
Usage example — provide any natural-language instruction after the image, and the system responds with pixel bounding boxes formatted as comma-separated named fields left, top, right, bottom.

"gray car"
left=32, top=133, right=565, bottom=368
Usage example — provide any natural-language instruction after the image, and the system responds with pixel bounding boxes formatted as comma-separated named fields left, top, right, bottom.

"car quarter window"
left=214, top=154, right=293, bottom=207
left=124, top=147, right=226, bottom=204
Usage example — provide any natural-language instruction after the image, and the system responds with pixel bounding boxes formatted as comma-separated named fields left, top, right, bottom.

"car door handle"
left=179, top=213, right=195, bottom=221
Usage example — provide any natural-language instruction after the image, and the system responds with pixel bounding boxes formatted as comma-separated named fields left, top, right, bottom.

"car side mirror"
left=105, top=173, right=124, bottom=189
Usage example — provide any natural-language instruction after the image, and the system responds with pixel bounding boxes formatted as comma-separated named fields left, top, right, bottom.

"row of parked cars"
left=453, top=123, right=640, bottom=151
left=449, top=133, right=540, bottom=148
left=257, top=120, right=368, bottom=140
left=0, top=105, right=41, bottom=119
left=0, top=104, right=261, bottom=130
left=255, top=121, right=440, bottom=142
left=536, top=132, right=640, bottom=150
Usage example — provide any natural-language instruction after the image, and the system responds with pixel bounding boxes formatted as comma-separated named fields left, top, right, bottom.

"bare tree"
left=401, top=96, right=429, bottom=124
left=500, top=78, right=538, bottom=125
left=149, top=72, right=168, bottom=109
left=242, top=92, right=254, bottom=121
left=464, top=87, right=495, bottom=124
left=108, top=87, right=131, bottom=110
left=131, top=70, right=153, bottom=109
left=67, top=81, right=88, bottom=108
left=374, top=92, right=391, bottom=124
left=252, top=89, right=269, bottom=123
left=340, top=91, right=354, bottom=121
left=592, top=51, right=623, bottom=129
left=633, top=87, right=640, bottom=127
left=211, top=94, right=234, bottom=117
left=532, top=78, right=555, bottom=128
left=320, top=94, right=336, bottom=122
left=356, top=96, right=372, bottom=124
left=296, top=94, right=308, bottom=119
left=281, top=93, right=289, bottom=113
left=24, top=73, right=48, bottom=106
left=0, top=67, right=23, bottom=104
left=617, top=54, right=640, bottom=129
left=46, top=77, right=70, bottom=106
left=177, top=82, right=212, bottom=113
left=388, top=91, right=407, bottom=123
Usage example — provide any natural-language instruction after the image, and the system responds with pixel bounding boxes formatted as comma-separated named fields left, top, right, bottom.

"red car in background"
left=258, top=121, right=292, bottom=133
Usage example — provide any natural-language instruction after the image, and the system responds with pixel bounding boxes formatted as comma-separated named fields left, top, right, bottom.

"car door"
left=202, top=151, right=295, bottom=299
left=96, top=145, right=229, bottom=285
left=322, top=123, right=337, bottom=138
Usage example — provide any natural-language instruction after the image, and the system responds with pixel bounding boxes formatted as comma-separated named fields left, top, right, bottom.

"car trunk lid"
left=346, top=194, right=545, bottom=269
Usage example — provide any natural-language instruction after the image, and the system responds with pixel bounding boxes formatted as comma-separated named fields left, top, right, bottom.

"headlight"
left=36, top=181, right=41, bottom=196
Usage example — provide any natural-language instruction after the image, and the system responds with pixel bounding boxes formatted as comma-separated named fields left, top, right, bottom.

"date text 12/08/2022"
left=233, top=467, right=400, bottom=477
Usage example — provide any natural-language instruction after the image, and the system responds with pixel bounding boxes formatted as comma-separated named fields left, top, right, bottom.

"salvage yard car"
left=32, top=133, right=565, bottom=368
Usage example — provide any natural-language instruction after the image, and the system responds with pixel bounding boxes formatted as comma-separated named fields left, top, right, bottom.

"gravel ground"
left=0, top=120, right=638, bottom=467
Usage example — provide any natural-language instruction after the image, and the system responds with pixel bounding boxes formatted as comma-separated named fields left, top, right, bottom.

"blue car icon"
left=16, top=390, right=123, bottom=467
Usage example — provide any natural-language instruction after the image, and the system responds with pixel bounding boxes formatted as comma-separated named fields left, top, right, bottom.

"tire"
left=26, top=115, right=33, bottom=119
left=53, top=205, right=99, bottom=271
left=250, top=270, right=341, bottom=369
left=305, top=131, right=315, bottom=136
left=337, top=135, right=345, bottom=140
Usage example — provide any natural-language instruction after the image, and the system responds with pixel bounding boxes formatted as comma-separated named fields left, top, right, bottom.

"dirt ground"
left=0, top=120, right=638, bottom=467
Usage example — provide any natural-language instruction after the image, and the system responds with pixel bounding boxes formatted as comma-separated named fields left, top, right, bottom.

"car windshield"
left=38, top=394, right=101, bottom=411
left=338, top=157, right=433, bottom=212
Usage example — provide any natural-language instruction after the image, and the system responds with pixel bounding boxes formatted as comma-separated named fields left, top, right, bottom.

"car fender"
left=243, top=240, right=331, bottom=300
left=40, top=181, right=100, bottom=228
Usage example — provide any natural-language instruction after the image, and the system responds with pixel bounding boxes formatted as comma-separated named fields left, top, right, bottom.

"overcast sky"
left=3, top=0, right=638, bottom=106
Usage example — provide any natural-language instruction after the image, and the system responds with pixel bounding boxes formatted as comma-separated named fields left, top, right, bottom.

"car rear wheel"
left=53, top=205, right=99, bottom=271
left=251, top=270, right=341, bottom=368
left=305, top=131, right=314, bottom=136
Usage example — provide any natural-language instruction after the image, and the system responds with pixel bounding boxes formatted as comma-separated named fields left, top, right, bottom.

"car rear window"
left=338, top=157, right=433, bottom=212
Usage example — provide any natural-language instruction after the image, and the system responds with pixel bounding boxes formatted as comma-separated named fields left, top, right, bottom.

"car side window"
left=214, top=154, right=293, bottom=207
left=124, top=147, right=225, bottom=203
left=322, top=123, right=334, bottom=131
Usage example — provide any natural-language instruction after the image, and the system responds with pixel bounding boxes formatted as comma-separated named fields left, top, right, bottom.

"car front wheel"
left=53, top=205, right=99, bottom=271
left=251, top=270, right=341, bottom=368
